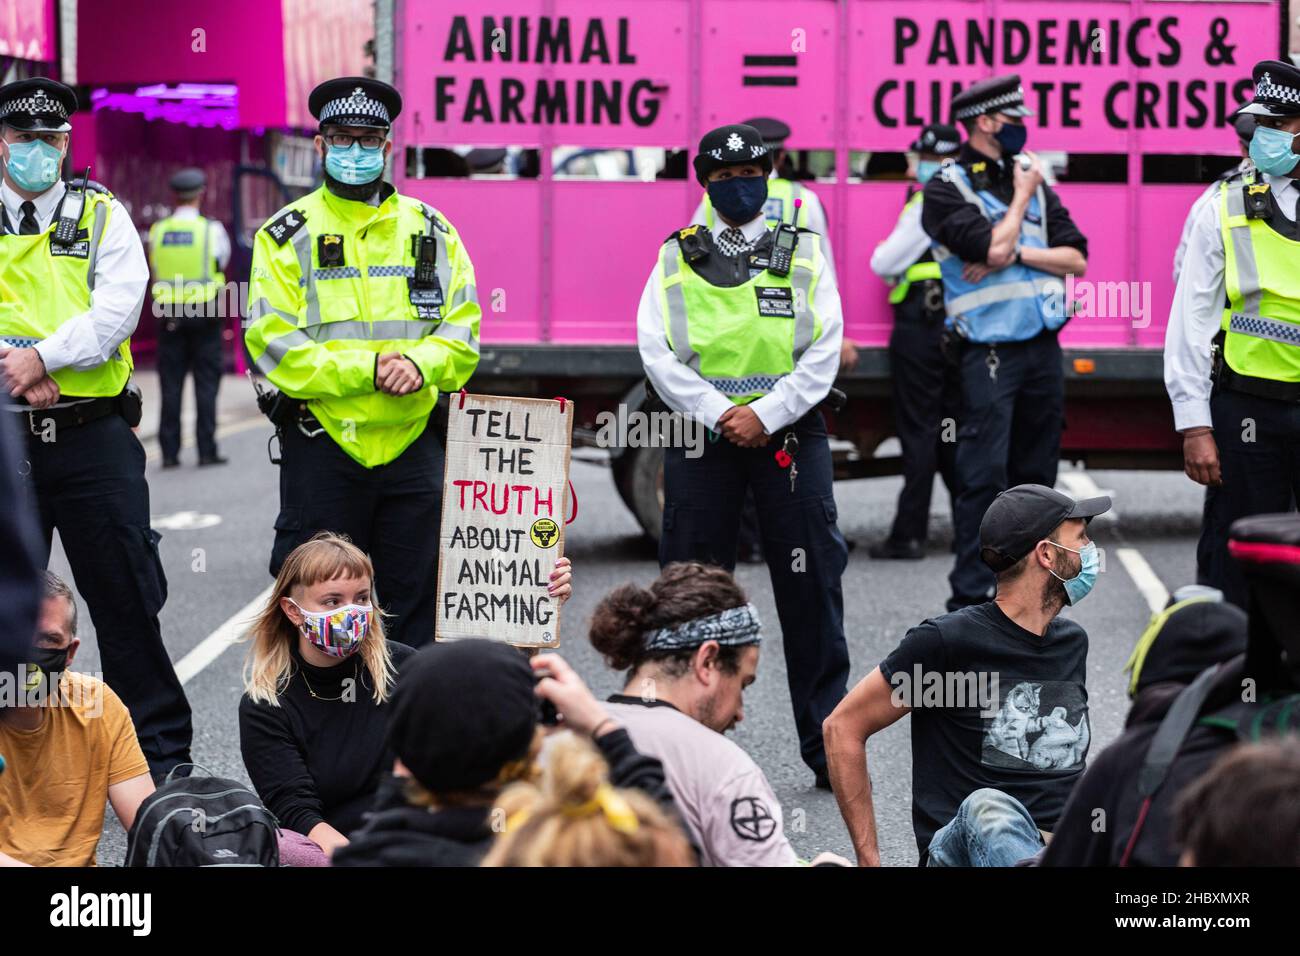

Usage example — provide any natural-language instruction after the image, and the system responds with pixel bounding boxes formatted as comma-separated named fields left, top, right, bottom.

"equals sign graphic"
left=742, top=54, right=797, bottom=87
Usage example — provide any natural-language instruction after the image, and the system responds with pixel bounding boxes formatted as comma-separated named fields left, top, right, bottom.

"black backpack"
left=126, top=764, right=281, bottom=867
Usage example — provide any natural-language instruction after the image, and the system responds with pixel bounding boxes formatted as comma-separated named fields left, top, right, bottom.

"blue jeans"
left=926, top=788, right=1045, bottom=867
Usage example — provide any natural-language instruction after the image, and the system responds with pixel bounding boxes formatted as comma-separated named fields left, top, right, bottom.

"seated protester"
left=0, top=572, right=154, bottom=866
left=825, top=484, right=1110, bottom=866
left=481, top=731, right=697, bottom=867
left=591, top=563, right=847, bottom=867
left=333, top=645, right=677, bottom=867
left=1175, top=740, right=1300, bottom=867
left=1040, top=589, right=1247, bottom=867
left=240, top=533, right=573, bottom=865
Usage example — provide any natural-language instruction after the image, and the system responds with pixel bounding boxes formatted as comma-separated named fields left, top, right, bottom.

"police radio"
left=768, top=198, right=801, bottom=278
left=52, top=166, right=91, bottom=246
left=411, top=234, right=439, bottom=288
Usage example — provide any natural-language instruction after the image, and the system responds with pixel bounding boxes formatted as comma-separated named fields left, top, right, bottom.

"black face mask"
left=21, top=645, right=69, bottom=701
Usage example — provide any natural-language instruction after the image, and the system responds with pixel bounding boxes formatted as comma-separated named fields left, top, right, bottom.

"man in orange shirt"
left=0, top=572, right=154, bottom=866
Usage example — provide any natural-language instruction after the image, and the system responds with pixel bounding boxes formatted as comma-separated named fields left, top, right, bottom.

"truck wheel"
left=620, top=445, right=665, bottom=544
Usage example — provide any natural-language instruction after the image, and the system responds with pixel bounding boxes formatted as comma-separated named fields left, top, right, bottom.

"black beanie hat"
left=386, top=640, right=539, bottom=793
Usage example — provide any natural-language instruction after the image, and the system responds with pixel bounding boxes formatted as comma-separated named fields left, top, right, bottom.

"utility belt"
left=896, top=279, right=946, bottom=322
left=1210, top=332, right=1300, bottom=404
left=9, top=382, right=143, bottom=436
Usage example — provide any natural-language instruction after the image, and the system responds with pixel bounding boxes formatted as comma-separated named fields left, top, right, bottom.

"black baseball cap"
left=386, top=640, right=539, bottom=793
left=980, top=484, right=1111, bottom=572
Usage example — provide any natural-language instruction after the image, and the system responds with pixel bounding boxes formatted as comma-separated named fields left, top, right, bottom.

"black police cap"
left=465, top=147, right=508, bottom=173
left=979, top=483, right=1111, bottom=572
left=910, top=123, right=962, bottom=156
left=742, top=116, right=792, bottom=149
left=309, top=76, right=401, bottom=130
left=1238, top=60, right=1300, bottom=118
left=692, top=124, right=773, bottom=186
left=951, top=74, right=1034, bottom=123
left=169, top=167, right=206, bottom=194
left=0, top=77, right=76, bottom=133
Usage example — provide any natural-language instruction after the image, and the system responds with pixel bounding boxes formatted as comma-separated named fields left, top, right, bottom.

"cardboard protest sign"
left=436, top=394, right=573, bottom=647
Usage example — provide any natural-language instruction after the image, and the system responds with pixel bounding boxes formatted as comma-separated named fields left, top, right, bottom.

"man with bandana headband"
left=244, top=77, right=482, bottom=647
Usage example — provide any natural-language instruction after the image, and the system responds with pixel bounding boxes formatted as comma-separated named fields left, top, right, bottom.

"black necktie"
left=18, top=201, right=39, bottom=236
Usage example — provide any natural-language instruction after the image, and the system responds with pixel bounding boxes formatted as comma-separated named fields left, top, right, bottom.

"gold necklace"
left=298, top=661, right=354, bottom=701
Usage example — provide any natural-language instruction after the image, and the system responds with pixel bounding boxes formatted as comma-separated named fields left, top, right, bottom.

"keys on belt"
left=774, top=431, right=799, bottom=494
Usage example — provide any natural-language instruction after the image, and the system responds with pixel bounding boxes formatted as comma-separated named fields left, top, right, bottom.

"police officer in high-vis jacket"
left=921, top=75, right=1089, bottom=612
left=0, top=78, right=192, bottom=776
left=149, top=167, right=231, bottom=468
left=869, top=123, right=962, bottom=561
left=1165, top=60, right=1300, bottom=608
left=638, top=124, right=849, bottom=786
left=245, top=77, right=481, bottom=647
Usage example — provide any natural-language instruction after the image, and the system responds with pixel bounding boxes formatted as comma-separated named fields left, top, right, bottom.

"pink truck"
left=224, top=2, right=1300, bottom=537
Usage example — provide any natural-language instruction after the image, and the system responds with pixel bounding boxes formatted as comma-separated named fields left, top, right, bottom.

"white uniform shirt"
left=605, top=698, right=800, bottom=867
left=1172, top=159, right=1252, bottom=285
left=870, top=193, right=930, bottom=280
left=1163, top=172, right=1299, bottom=432
left=0, top=179, right=149, bottom=377
left=158, top=204, right=231, bottom=271
left=637, top=211, right=844, bottom=435
left=692, top=177, right=837, bottom=282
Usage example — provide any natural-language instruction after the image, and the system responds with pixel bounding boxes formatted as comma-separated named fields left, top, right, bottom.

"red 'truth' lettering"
left=453, top=480, right=555, bottom=516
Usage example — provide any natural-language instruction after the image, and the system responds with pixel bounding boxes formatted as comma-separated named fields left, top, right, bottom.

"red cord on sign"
left=553, top=396, right=567, bottom=414
left=458, top=388, right=467, bottom=409
left=565, top=479, right=578, bottom=525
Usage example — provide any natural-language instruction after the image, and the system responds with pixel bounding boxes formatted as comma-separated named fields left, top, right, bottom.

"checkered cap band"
left=954, top=87, right=1026, bottom=121
left=0, top=90, right=69, bottom=122
left=319, top=88, right=390, bottom=125
left=1254, top=72, right=1300, bottom=109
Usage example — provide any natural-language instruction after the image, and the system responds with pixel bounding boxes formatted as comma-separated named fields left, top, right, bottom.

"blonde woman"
left=239, top=532, right=573, bottom=865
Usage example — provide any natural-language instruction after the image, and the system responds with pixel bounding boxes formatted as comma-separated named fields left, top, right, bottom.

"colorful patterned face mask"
left=288, top=599, right=372, bottom=658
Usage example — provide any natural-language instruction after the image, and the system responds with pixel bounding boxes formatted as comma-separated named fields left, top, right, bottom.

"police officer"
left=0, top=78, right=192, bottom=776
left=922, top=75, right=1089, bottom=612
left=1164, top=60, right=1300, bottom=608
left=245, top=77, right=481, bottom=647
left=869, top=123, right=962, bottom=560
left=638, top=123, right=849, bottom=786
left=149, top=167, right=231, bottom=468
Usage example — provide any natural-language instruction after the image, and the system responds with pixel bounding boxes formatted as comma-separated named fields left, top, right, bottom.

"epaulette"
left=262, top=207, right=308, bottom=246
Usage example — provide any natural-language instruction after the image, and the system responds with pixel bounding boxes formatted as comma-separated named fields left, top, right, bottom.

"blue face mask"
left=993, top=120, right=1028, bottom=156
left=1048, top=540, right=1099, bottom=605
left=917, top=160, right=943, bottom=184
left=324, top=141, right=386, bottom=185
left=1248, top=125, right=1300, bottom=177
left=3, top=138, right=64, bottom=192
left=707, top=175, right=768, bottom=225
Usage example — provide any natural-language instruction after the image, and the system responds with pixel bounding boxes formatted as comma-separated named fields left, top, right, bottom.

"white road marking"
left=1058, top=467, right=1169, bottom=613
left=174, top=584, right=274, bottom=685
left=1116, top=547, right=1169, bottom=614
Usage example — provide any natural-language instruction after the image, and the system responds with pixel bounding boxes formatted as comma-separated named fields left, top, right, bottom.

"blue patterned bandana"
left=642, top=603, right=763, bottom=652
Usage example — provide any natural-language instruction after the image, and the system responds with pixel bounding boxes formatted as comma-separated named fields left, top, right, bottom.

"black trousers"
left=1198, top=387, right=1300, bottom=607
left=157, top=310, right=223, bottom=462
left=660, top=410, right=850, bottom=774
left=272, top=422, right=444, bottom=647
left=17, top=412, right=193, bottom=775
left=949, top=332, right=1064, bottom=605
left=886, top=302, right=961, bottom=544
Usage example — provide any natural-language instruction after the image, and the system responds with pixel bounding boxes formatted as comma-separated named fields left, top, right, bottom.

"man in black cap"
left=1164, top=59, right=1300, bottom=609
left=245, top=76, right=482, bottom=646
left=922, top=75, right=1090, bottom=613
left=825, top=483, right=1109, bottom=865
left=148, top=167, right=232, bottom=468
left=869, top=123, right=963, bottom=560
left=0, top=77, right=193, bottom=778
left=332, top=646, right=677, bottom=867
left=638, top=123, right=850, bottom=787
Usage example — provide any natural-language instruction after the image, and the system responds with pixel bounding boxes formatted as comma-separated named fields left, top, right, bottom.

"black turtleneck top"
left=238, top=640, right=415, bottom=837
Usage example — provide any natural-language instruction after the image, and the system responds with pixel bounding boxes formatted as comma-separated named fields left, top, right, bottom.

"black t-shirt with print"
left=879, top=601, right=1090, bottom=862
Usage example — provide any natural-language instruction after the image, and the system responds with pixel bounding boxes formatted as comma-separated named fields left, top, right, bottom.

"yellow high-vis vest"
left=148, top=213, right=225, bottom=305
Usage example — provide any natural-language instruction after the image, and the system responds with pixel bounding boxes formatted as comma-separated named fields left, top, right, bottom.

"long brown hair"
left=242, top=532, right=396, bottom=705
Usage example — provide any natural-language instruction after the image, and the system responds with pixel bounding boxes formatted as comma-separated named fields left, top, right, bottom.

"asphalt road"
left=58, top=397, right=1205, bottom=866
